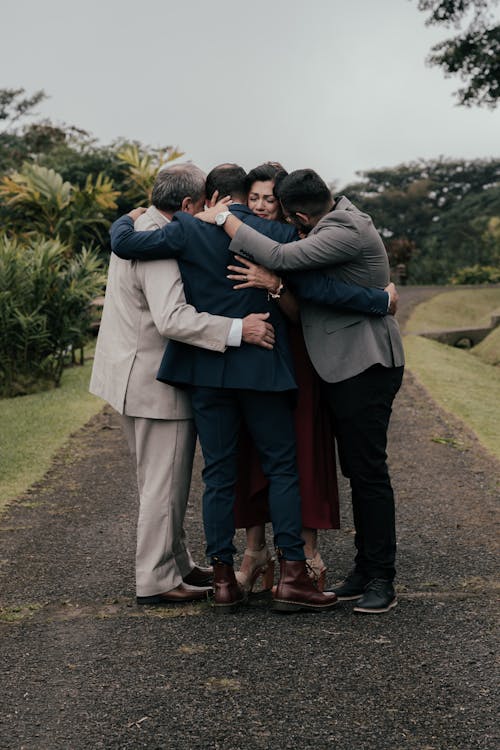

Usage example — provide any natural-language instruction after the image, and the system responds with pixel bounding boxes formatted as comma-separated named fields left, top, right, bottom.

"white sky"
left=2, top=0, right=499, bottom=189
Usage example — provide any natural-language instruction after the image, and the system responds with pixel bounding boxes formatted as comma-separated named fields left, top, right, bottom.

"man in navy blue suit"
left=110, top=163, right=390, bottom=614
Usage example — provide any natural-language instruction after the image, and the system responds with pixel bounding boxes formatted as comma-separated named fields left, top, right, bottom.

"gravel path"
left=0, top=287, right=498, bottom=750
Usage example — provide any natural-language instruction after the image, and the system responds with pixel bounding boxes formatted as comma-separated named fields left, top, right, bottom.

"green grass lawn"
left=404, top=287, right=500, bottom=461
left=405, top=287, right=500, bottom=333
left=472, top=326, right=500, bottom=367
left=404, top=336, right=500, bottom=460
left=0, top=352, right=103, bottom=513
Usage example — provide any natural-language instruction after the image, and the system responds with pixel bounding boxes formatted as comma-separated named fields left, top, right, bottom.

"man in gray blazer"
left=90, top=164, right=275, bottom=605
left=200, top=168, right=405, bottom=614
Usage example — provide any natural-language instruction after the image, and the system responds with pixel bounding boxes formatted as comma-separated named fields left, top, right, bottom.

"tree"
left=417, top=0, right=500, bottom=107
left=0, top=87, right=46, bottom=130
left=0, top=86, right=186, bottom=394
left=341, top=158, right=500, bottom=282
left=412, top=184, right=500, bottom=281
left=0, top=88, right=185, bottom=252
left=116, top=142, right=184, bottom=205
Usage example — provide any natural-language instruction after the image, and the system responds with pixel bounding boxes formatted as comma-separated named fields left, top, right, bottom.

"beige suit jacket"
left=90, top=206, right=233, bottom=419
left=230, top=196, right=404, bottom=383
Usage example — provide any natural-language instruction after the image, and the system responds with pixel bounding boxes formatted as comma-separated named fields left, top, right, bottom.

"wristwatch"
left=215, top=210, right=231, bottom=226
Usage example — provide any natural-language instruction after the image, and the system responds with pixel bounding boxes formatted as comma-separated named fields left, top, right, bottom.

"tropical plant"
left=0, top=234, right=106, bottom=396
left=0, top=162, right=119, bottom=249
left=116, top=142, right=184, bottom=204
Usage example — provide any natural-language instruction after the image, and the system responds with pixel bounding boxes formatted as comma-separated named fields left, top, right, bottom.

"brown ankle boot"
left=213, top=561, right=246, bottom=613
left=273, top=558, right=338, bottom=613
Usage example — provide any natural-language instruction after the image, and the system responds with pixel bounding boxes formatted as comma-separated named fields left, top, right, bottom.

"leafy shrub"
left=450, top=265, right=500, bottom=285
left=0, top=234, right=106, bottom=396
left=0, top=162, right=119, bottom=250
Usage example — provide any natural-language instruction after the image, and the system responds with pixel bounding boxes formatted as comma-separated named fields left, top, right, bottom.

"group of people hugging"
left=90, top=159, right=404, bottom=615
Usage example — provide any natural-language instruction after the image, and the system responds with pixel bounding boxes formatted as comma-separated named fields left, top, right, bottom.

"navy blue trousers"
left=189, top=387, right=305, bottom=565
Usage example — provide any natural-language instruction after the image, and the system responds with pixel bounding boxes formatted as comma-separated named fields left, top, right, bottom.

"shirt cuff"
left=226, top=318, right=243, bottom=347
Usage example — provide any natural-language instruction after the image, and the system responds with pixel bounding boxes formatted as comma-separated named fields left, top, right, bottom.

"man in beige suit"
left=90, top=164, right=274, bottom=605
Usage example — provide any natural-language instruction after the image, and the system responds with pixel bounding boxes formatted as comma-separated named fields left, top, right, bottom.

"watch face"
left=216, top=212, right=227, bottom=226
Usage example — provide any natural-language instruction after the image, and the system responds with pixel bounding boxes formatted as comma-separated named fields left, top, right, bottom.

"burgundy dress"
left=234, top=324, right=340, bottom=530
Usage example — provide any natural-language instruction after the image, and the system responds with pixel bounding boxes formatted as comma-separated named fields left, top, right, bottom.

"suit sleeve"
left=139, top=260, right=233, bottom=351
left=288, top=271, right=389, bottom=315
left=230, top=213, right=361, bottom=271
left=110, top=215, right=186, bottom=260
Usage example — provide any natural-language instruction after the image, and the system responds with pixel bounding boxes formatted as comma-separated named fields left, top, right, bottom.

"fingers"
left=254, top=325, right=275, bottom=349
left=241, top=313, right=274, bottom=350
left=227, top=267, right=252, bottom=275
left=128, top=206, right=147, bottom=221
left=208, top=190, right=219, bottom=207
left=232, top=256, right=253, bottom=268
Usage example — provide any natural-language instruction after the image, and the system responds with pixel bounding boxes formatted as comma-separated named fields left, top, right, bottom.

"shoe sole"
left=334, top=593, right=364, bottom=601
left=183, top=579, right=213, bottom=587
left=212, top=599, right=246, bottom=614
left=136, top=595, right=209, bottom=606
left=353, top=598, right=398, bottom=614
left=272, top=599, right=338, bottom=613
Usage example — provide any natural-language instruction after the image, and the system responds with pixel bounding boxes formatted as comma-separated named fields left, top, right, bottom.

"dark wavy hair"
left=245, top=162, right=288, bottom=220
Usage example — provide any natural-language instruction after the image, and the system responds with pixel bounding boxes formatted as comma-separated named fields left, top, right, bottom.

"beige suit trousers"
left=120, top=416, right=197, bottom=596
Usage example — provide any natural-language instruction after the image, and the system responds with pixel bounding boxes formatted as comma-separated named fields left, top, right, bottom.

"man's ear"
left=181, top=196, right=194, bottom=213
left=296, top=211, right=310, bottom=224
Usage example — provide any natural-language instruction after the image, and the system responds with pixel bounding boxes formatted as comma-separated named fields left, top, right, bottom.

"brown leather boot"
left=273, top=558, right=338, bottom=613
left=213, top=561, right=247, bottom=613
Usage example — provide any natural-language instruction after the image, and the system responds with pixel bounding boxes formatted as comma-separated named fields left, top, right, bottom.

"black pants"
left=323, top=365, right=404, bottom=581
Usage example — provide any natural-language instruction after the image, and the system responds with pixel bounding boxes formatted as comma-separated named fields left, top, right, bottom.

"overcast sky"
left=2, top=0, right=499, bottom=189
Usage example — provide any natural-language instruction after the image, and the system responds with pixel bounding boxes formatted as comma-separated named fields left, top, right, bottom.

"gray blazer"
left=230, top=196, right=404, bottom=383
left=90, top=207, right=232, bottom=419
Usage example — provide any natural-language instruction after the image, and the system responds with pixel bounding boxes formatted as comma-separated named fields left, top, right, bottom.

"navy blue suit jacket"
left=110, top=205, right=389, bottom=391
left=111, top=206, right=299, bottom=392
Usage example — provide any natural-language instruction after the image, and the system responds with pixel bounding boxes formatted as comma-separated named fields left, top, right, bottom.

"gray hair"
left=151, top=163, right=206, bottom=212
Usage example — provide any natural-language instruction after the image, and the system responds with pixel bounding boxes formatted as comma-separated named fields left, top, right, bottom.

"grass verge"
left=405, top=287, right=500, bottom=332
left=472, top=326, right=500, bottom=367
left=404, top=335, right=500, bottom=461
left=0, top=351, right=102, bottom=513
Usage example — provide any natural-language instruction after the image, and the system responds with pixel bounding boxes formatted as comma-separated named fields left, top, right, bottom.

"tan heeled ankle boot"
left=235, top=546, right=275, bottom=594
left=306, top=552, right=327, bottom=592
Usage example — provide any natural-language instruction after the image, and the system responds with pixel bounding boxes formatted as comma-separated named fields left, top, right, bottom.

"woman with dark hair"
left=246, top=162, right=286, bottom=221
left=233, top=162, right=339, bottom=594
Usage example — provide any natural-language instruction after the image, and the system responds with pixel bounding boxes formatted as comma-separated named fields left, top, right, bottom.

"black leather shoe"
left=328, top=569, right=370, bottom=600
left=353, top=578, right=397, bottom=614
left=137, top=583, right=211, bottom=605
left=183, top=565, right=213, bottom=587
